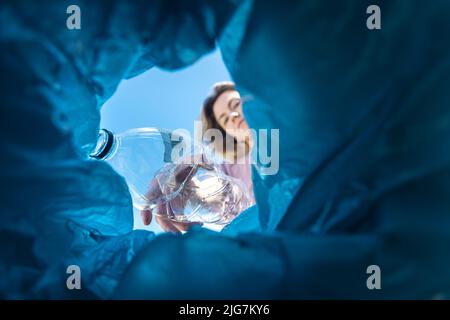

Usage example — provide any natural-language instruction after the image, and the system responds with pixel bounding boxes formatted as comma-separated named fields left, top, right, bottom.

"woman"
left=141, top=81, right=255, bottom=233
left=200, top=81, right=255, bottom=202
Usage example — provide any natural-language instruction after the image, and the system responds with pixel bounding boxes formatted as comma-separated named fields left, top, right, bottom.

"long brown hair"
left=200, top=82, right=249, bottom=162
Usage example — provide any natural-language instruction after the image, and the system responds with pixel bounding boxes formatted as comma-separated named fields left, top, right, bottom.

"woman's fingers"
left=154, top=214, right=202, bottom=233
left=141, top=177, right=163, bottom=226
left=143, top=174, right=203, bottom=233
left=163, top=201, right=200, bottom=232
left=171, top=220, right=203, bottom=232
left=174, top=164, right=197, bottom=184
left=140, top=209, right=152, bottom=225
left=155, top=215, right=181, bottom=234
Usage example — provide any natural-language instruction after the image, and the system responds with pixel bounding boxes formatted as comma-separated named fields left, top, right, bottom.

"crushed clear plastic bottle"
left=89, top=128, right=250, bottom=226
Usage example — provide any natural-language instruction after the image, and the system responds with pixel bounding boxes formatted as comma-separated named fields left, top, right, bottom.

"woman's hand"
left=141, top=209, right=201, bottom=234
left=140, top=164, right=203, bottom=234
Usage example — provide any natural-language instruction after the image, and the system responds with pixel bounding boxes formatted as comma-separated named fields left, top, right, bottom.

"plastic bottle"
left=90, top=128, right=250, bottom=226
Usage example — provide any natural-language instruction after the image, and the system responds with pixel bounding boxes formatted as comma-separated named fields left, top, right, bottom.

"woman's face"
left=212, top=90, right=250, bottom=142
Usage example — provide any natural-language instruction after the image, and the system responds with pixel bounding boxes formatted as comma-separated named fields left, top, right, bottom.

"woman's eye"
left=223, top=117, right=229, bottom=125
left=232, top=100, right=241, bottom=110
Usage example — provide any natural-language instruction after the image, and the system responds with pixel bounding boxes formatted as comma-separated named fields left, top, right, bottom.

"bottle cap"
left=90, top=129, right=114, bottom=159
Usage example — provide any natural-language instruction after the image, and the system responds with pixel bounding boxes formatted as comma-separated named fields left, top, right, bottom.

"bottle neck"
left=90, top=129, right=116, bottom=160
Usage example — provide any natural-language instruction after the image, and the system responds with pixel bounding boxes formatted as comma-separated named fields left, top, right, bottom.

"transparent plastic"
left=90, top=128, right=250, bottom=226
